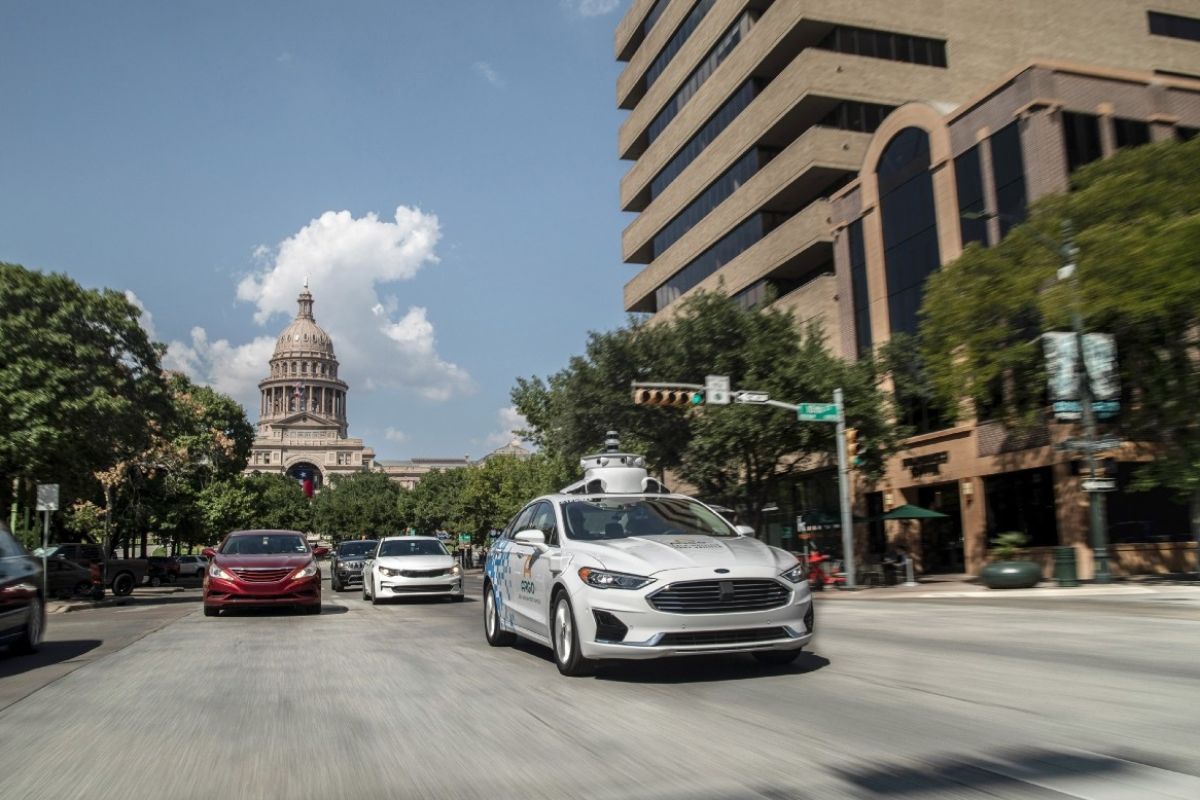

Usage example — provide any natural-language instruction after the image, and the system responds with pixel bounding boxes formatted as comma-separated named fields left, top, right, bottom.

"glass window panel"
left=848, top=220, right=873, bottom=357
left=1113, top=117, right=1151, bottom=149
left=990, top=123, right=1027, bottom=236
left=1148, top=11, right=1200, bottom=42
left=955, top=146, right=988, bottom=247
left=1062, top=112, right=1102, bottom=173
left=646, top=0, right=718, bottom=89
left=878, top=128, right=940, bottom=339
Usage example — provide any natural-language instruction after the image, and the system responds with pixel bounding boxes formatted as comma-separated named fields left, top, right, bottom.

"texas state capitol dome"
left=243, top=283, right=499, bottom=495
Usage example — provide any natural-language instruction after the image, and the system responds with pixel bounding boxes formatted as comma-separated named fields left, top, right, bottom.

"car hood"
left=571, top=535, right=793, bottom=575
left=213, top=554, right=314, bottom=569
left=374, top=555, right=455, bottom=570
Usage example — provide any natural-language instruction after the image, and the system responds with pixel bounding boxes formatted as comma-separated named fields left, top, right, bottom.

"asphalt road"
left=1, top=576, right=1199, bottom=800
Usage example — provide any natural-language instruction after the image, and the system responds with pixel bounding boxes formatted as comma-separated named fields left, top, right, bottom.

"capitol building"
left=245, top=283, right=526, bottom=491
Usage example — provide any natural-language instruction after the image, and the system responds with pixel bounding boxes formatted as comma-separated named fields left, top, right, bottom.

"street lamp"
left=962, top=212, right=1112, bottom=583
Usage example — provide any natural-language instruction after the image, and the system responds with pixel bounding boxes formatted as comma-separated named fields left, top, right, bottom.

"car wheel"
left=12, top=596, right=43, bottom=654
left=362, top=579, right=370, bottom=601
left=111, top=572, right=135, bottom=596
left=73, top=581, right=92, bottom=598
left=484, top=585, right=515, bottom=646
left=753, top=649, right=802, bottom=666
left=331, top=575, right=341, bottom=592
left=551, top=593, right=593, bottom=677
left=203, top=605, right=219, bottom=617
left=165, top=573, right=177, bottom=585
left=370, top=578, right=382, bottom=606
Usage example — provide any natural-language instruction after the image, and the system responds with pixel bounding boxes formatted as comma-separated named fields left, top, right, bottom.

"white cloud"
left=384, top=427, right=408, bottom=444
left=486, top=406, right=529, bottom=447
left=563, top=0, right=622, bottom=17
left=166, top=205, right=471, bottom=416
left=472, top=61, right=505, bottom=88
left=124, top=290, right=156, bottom=340
left=164, top=328, right=276, bottom=408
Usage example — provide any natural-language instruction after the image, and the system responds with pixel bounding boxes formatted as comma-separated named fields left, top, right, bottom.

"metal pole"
left=42, top=508, right=50, bottom=599
left=1063, top=221, right=1111, bottom=583
left=834, top=388, right=857, bottom=589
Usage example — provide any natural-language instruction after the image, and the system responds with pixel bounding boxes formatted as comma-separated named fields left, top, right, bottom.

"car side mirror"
left=312, top=546, right=330, bottom=557
left=513, top=529, right=548, bottom=551
left=202, top=547, right=217, bottom=558
left=735, top=525, right=756, bottom=537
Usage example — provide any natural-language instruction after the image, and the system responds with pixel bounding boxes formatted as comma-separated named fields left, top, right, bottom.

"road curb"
left=46, top=586, right=186, bottom=614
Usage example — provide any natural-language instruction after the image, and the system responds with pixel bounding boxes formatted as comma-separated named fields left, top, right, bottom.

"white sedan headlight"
left=449, top=564, right=461, bottom=576
left=291, top=561, right=318, bottom=580
left=208, top=562, right=236, bottom=581
left=378, top=566, right=400, bottom=577
left=578, top=567, right=654, bottom=590
left=779, top=562, right=808, bottom=584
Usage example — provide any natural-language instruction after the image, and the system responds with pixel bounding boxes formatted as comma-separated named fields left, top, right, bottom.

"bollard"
left=1054, top=546, right=1079, bottom=587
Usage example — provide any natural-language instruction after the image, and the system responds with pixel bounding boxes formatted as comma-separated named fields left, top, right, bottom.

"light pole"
left=963, top=213, right=1111, bottom=582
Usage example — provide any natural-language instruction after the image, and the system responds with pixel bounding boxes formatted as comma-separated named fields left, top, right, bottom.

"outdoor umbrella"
left=875, top=504, right=949, bottom=521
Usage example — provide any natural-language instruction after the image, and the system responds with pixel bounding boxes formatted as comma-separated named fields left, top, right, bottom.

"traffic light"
left=632, top=387, right=705, bottom=407
left=844, top=428, right=863, bottom=467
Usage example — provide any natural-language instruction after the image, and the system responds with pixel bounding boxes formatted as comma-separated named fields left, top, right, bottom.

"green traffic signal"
left=690, top=392, right=704, bottom=406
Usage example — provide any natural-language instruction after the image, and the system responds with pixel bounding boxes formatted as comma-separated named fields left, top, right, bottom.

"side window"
left=0, top=529, right=25, bottom=558
left=531, top=502, right=560, bottom=547
left=509, top=505, right=537, bottom=538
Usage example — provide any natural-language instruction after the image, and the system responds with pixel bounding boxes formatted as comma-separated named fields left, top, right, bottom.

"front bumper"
left=569, top=570, right=814, bottom=661
left=334, top=567, right=365, bottom=586
left=376, top=572, right=464, bottom=597
left=204, top=575, right=321, bottom=608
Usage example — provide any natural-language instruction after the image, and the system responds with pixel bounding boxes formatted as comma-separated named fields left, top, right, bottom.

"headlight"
left=780, top=562, right=808, bottom=584
left=449, top=564, right=461, bottom=577
left=378, top=567, right=400, bottom=577
left=577, top=567, right=654, bottom=590
left=208, top=562, right=236, bottom=581
left=291, top=561, right=318, bottom=580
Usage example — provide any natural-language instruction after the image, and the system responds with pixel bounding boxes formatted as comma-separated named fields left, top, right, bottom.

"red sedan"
left=202, top=530, right=328, bottom=617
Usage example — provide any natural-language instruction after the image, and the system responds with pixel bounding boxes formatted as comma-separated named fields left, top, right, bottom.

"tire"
left=73, top=581, right=92, bottom=598
left=165, top=573, right=177, bottom=585
left=370, top=578, right=382, bottom=606
left=753, top=648, right=802, bottom=666
left=203, top=605, right=219, bottom=617
left=331, top=575, right=342, bottom=592
left=551, top=593, right=593, bottom=677
left=149, top=576, right=161, bottom=588
left=12, top=596, right=43, bottom=654
left=111, top=572, right=136, bottom=597
left=483, top=584, right=515, bottom=646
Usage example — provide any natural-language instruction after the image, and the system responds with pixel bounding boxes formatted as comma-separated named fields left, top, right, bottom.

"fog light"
left=592, top=610, right=628, bottom=642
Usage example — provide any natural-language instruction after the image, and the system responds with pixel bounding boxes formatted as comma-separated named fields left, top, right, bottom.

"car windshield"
left=562, top=497, right=737, bottom=541
left=337, top=541, right=378, bottom=558
left=378, top=539, right=448, bottom=557
left=220, top=534, right=309, bottom=555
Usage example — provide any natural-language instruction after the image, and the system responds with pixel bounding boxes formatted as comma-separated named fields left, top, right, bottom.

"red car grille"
left=231, top=567, right=292, bottom=583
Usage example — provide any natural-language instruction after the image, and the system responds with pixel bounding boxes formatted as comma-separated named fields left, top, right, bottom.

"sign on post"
left=36, top=484, right=59, bottom=511
left=734, top=391, right=769, bottom=404
left=1081, top=478, right=1116, bottom=493
left=705, top=375, right=730, bottom=405
left=797, top=403, right=838, bottom=422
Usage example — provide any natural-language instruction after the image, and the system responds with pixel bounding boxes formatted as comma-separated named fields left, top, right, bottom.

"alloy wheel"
left=554, top=598, right=572, bottom=665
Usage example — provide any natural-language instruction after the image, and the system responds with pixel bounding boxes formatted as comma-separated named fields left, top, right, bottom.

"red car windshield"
left=221, top=534, right=308, bottom=555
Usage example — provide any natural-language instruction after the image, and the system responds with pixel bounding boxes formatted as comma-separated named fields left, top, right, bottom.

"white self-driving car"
left=363, top=536, right=464, bottom=604
left=483, top=443, right=814, bottom=675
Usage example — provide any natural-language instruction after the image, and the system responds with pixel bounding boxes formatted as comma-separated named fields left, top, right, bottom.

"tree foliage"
left=312, top=471, right=403, bottom=541
left=920, top=137, right=1200, bottom=521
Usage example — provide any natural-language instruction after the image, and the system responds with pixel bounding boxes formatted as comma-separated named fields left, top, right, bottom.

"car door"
left=496, top=504, right=538, bottom=634
left=507, top=501, right=557, bottom=639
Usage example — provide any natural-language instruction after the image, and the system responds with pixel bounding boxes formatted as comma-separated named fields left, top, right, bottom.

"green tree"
left=243, top=473, right=311, bottom=532
left=312, top=471, right=402, bottom=541
left=397, top=467, right=471, bottom=534
left=195, top=478, right=258, bottom=541
left=921, top=136, right=1200, bottom=535
left=455, top=454, right=574, bottom=537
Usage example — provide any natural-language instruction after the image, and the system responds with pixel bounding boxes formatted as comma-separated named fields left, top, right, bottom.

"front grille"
left=648, top=579, right=790, bottom=614
left=391, top=584, right=453, bottom=593
left=400, top=568, right=449, bottom=578
left=231, top=568, right=292, bottom=583
left=659, top=627, right=790, bottom=647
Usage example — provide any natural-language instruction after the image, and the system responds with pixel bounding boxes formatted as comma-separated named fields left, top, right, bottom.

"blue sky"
left=0, top=0, right=633, bottom=459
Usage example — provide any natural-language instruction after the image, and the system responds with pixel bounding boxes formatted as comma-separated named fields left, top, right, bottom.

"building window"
left=1062, top=112, right=1102, bottom=173
left=645, top=0, right=718, bottom=90
left=1108, top=463, right=1192, bottom=543
left=1148, top=11, right=1200, bottom=42
left=817, top=100, right=897, bottom=133
left=954, top=146, right=988, bottom=247
left=650, top=147, right=777, bottom=260
left=649, top=79, right=762, bottom=201
left=647, top=11, right=756, bottom=145
left=847, top=220, right=873, bottom=358
left=990, top=123, right=1027, bottom=237
left=984, top=467, right=1059, bottom=548
left=1113, top=117, right=1151, bottom=149
left=877, top=127, right=941, bottom=338
left=652, top=212, right=787, bottom=311
left=816, top=23, right=947, bottom=67
left=641, top=0, right=669, bottom=38
left=731, top=274, right=808, bottom=310
left=1180, top=126, right=1199, bottom=142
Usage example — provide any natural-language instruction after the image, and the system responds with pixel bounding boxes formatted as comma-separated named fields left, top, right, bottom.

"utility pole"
left=833, top=388, right=856, bottom=589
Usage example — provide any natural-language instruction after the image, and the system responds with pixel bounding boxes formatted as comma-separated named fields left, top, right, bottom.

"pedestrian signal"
left=632, top=388, right=704, bottom=407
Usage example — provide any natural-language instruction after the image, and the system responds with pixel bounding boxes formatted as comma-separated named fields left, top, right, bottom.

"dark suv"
left=330, top=540, right=378, bottom=592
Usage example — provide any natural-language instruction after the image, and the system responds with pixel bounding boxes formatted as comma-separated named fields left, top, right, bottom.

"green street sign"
left=458, top=534, right=471, bottom=544
left=797, top=402, right=838, bottom=422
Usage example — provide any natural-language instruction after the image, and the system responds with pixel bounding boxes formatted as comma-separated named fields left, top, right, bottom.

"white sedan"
left=483, top=451, right=814, bottom=676
left=363, top=536, right=464, bottom=605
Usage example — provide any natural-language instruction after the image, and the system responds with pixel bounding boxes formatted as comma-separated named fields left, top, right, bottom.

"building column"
left=1052, top=461, right=1092, bottom=579
left=960, top=476, right=988, bottom=574
left=1019, top=105, right=1069, bottom=203
left=1097, top=102, right=1117, bottom=158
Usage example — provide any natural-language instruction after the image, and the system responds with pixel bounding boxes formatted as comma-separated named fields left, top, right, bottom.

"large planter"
left=980, top=560, right=1042, bottom=589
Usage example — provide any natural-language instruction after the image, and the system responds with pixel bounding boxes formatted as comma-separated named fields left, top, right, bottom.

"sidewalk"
left=815, top=573, right=1200, bottom=601
left=46, top=585, right=189, bottom=614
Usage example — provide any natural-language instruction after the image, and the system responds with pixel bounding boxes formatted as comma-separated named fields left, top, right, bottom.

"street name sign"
left=705, top=375, right=731, bottom=405
left=1055, top=436, right=1122, bottom=453
left=797, top=402, right=838, bottom=422
left=1081, top=478, right=1116, bottom=493
left=734, top=391, right=770, bottom=404
left=36, top=484, right=59, bottom=511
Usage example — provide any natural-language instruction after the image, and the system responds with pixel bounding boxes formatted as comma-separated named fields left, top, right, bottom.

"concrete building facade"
left=615, top=1, right=1200, bottom=577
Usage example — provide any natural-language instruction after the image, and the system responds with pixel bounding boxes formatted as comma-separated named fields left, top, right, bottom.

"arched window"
left=877, top=127, right=940, bottom=337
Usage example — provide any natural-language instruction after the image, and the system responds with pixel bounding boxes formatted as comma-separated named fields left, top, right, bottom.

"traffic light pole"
left=833, top=388, right=856, bottom=589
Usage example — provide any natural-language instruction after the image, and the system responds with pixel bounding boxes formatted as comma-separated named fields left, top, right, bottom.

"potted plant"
left=979, top=531, right=1042, bottom=589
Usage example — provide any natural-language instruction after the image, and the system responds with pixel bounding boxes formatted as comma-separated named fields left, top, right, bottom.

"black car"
left=45, top=557, right=98, bottom=600
left=0, top=522, right=44, bottom=655
left=329, top=540, right=378, bottom=592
